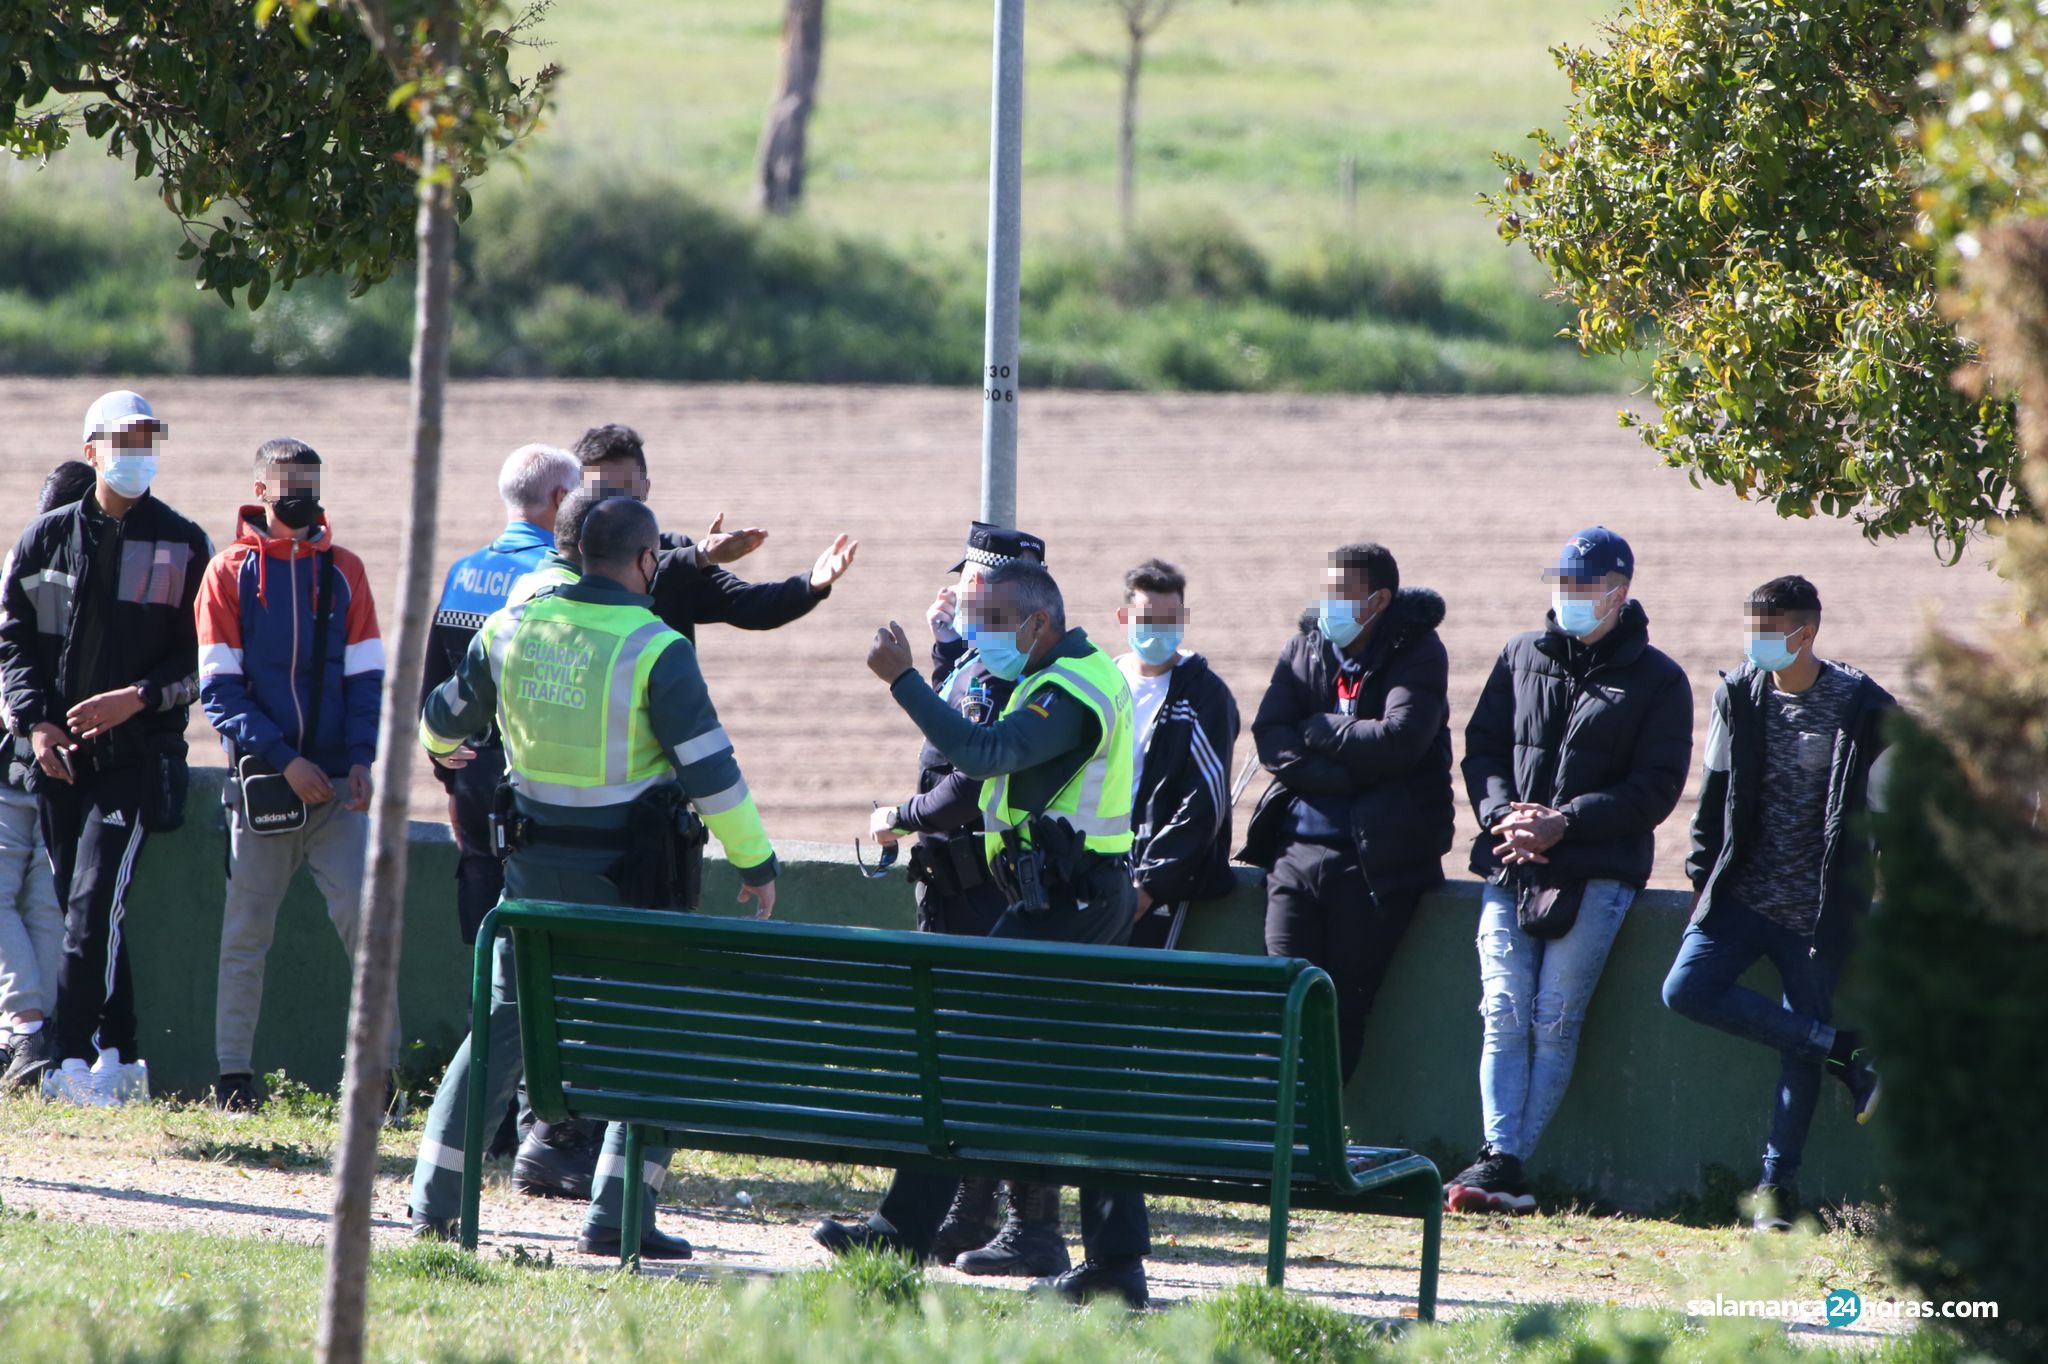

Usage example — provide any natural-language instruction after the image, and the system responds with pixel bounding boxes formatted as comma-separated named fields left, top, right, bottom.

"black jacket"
left=1687, top=660, right=1896, bottom=961
left=0, top=490, right=210, bottom=775
left=1239, top=587, right=1454, bottom=901
left=1462, top=599, right=1693, bottom=889
left=1130, top=652, right=1241, bottom=905
left=652, top=530, right=825, bottom=645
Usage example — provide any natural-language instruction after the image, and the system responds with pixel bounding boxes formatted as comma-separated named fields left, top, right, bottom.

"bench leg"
left=620, top=1125, right=645, bottom=1272
left=1265, top=1184, right=1291, bottom=1289
left=1416, top=1194, right=1441, bottom=1323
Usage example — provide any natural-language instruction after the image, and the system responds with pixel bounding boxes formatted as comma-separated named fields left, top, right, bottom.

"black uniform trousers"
left=910, top=844, right=1008, bottom=940
left=877, top=854, right=1151, bottom=1262
left=448, top=746, right=507, bottom=946
left=38, top=764, right=150, bottom=1064
left=1263, top=840, right=1419, bottom=1083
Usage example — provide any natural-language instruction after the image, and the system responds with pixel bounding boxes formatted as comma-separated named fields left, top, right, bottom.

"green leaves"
left=1484, top=0, right=2022, bottom=554
left=2, top=1, right=556, bottom=311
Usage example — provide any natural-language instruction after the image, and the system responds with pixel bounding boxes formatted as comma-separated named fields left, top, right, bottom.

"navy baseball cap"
left=950, top=521, right=1047, bottom=574
left=1552, top=527, right=1634, bottom=582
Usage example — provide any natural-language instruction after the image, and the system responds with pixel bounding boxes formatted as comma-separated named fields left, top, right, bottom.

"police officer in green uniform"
left=407, top=498, right=779, bottom=1259
left=812, top=560, right=1152, bottom=1308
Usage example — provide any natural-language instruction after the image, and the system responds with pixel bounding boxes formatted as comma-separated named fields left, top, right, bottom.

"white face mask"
left=100, top=451, right=157, bottom=499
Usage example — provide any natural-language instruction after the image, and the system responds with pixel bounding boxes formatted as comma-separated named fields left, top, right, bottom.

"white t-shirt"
left=1117, top=651, right=1182, bottom=797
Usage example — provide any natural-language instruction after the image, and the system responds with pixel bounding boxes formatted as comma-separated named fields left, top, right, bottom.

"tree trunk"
left=316, top=8, right=458, bottom=1362
left=1118, top=27, right=1143, bottom=239
left=755, top=0, right=826, bottom=214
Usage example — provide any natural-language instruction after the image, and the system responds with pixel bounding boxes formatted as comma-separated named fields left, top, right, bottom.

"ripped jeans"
left=1475, top=878, right=1634, bottom=1160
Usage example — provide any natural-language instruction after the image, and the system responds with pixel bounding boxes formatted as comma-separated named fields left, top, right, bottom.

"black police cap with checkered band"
left=948, top=521, right=1047, bottom=574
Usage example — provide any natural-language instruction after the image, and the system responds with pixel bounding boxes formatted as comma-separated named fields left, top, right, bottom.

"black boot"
left=1033, top=1256, right=1148, bottom=1308
left=810, top=1216, right=927, bottom=1263
left=1825, top=1030, right=1881, bottom=1123
left=514, top=1121, right=600, bottom=1200
left=955, top=1181, right=1071, bottom=1277
left=576, top=1222, right=693, bottom=1260
left=933, top=1178, right=1001, bottom=1261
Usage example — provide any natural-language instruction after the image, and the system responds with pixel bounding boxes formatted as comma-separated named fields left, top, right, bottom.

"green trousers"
left=408, top=847, right=672, bottom=1235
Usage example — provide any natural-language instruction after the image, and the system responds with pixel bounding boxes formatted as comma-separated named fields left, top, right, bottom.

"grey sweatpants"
left=216, top=797, right=397, bottom=1076
left=0, top=784, right=62, bottom=1018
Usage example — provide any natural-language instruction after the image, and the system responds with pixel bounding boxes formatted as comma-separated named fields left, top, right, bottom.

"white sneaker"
left=91, top=1050, right=149, bottom=1106
left=41, top=1059, right=109, bottom=1107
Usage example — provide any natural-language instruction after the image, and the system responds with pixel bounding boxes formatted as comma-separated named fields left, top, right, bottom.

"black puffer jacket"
left=1462, top=600, right=1693, bottom=889
left=1238, top=587, right=1454, bottom=901
left=0, top=490, right=209, bottom=774
left=1687, top=660, right=1896, bottom=962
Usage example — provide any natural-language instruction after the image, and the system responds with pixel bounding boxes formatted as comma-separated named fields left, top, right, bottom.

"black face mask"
left=272, top=493, right=322, bottom=531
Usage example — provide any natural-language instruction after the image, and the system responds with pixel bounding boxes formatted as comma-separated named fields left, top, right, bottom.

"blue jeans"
left=1661, top=901, right=1839, bottom=1190
left=1476, top=879, right=1634, bottom=1160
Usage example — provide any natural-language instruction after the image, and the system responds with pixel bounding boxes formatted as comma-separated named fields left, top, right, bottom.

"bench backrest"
left=495, top=900, right=1355, bottom=1185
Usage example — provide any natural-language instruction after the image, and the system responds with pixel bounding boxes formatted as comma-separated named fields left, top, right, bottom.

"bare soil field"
left=0, top=379, right=2010, bottom=888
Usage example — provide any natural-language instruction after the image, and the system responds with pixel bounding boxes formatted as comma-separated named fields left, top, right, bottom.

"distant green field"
left=514, top=0, right=1615, bottom=258
left=0, top=0, right=1641, bottom=389
left=12, top=0, right=1612, bottom=261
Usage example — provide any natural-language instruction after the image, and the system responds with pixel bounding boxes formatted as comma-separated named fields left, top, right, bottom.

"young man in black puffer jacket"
left=1238, top=542, right=1453, bottom=1082
left=1444, top=527, right=1692, bottom=1216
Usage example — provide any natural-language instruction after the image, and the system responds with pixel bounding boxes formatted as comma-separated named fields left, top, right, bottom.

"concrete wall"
left=124, top=770, right=1877, bottom=1212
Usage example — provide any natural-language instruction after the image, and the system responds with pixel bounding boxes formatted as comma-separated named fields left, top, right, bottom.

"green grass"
left=0, top=1089, right=1932, bottom=1352
left=503, top=0, right=1618, bottom=260
left=0, top=0, right=1648, bottom=391
left=0, top=1213, right=1978, bottom=1363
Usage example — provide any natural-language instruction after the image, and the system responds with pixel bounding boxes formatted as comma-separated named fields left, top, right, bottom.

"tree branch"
left=349, top=0, right=403, bottom=75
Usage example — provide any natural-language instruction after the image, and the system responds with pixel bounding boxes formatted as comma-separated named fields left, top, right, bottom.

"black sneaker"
left=1, top=1027, right=55, bottom=1093
left=411, top=1212, right=459, bottom=1243
left=1031, top=1257, right=1148, bottom=1309
left=211, top=1072, right=260, bottom=1113
left=1826, top=1033, right=1881, bottom=1124
left=1748, top=1183, right=1796, bottom=1233
left=1444, top=1143, right=1536, bottom=1215
left=810, top=1217, right=926, bottom=1263
left=576, top=1222, right=693, bottom=1260
left=513, top=1131, right=598, bottom=1201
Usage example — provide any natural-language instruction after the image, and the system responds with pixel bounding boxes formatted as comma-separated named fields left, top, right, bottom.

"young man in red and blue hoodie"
left=196, top=438, right=391, bottom=1113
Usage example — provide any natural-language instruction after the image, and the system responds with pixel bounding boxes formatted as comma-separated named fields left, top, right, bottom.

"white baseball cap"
left=82, top=390, right=163, bottom=444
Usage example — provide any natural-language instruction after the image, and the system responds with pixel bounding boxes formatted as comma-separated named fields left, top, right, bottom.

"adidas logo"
left=102, top=810, right=128, bottom=828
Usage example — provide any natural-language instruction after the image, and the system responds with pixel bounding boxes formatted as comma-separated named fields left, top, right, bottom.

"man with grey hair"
left=424, top=443, right=581, bottom=949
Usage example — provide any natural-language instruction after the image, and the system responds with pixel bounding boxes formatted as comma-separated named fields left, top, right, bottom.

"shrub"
left=1863, top=719, right=2048, bottom=1362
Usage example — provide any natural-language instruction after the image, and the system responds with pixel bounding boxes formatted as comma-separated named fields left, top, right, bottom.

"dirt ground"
left=0, top=1099, right=1906, bottom=1340
left=0, top=379, right=2011, bottom=887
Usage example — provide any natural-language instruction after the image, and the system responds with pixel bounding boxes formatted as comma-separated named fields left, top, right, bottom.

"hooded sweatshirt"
left=198, top=506, right=383, bottom=777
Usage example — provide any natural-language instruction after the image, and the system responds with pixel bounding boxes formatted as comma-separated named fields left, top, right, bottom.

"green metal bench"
left=460, top=899, right=1443, bottom=1318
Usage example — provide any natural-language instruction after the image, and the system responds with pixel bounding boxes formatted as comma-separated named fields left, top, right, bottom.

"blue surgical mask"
left=1553, top=587, right=1615, bottom=639
left=1129, top=623, right=1183, bottom=667
left=1317, top=599, right=1365, bottom=650
left=969, top=616, right=1039, bottom=681
left=1746, top=631, right=1801, bottom=674
left=100, top=453, right=156, bottom=499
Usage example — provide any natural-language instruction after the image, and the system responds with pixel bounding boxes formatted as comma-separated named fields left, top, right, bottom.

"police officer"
left=423, top=444, right=580, bottom=948
left=862, top=522, right=1069, bottom=1276
left=871, top=523, right=1046, bottom=938
left=814, top=560, right=1151, bottom=1308
left=408, top=498, right=780, bottom=1260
